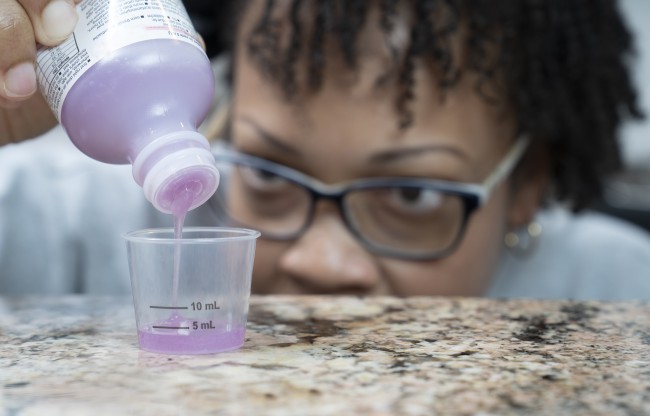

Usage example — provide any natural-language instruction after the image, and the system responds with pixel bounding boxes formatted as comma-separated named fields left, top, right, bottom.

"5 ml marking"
left=152, top=325, right=190, bottom=330
left=193, top=321, right=216, bottom=330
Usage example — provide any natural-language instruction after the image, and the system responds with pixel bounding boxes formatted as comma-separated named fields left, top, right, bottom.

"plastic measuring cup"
left=124, top=227, right=260, bottom=354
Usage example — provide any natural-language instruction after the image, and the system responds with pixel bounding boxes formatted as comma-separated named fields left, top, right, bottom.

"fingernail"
left=3, top=62, right=37, bottom=98
left=41, top=0, right=78, bottom=42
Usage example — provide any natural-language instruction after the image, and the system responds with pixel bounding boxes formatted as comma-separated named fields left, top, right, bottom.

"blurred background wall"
left=619, top=0, right=650, bottom=167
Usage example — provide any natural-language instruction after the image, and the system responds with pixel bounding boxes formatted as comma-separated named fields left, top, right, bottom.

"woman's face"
left=228, top=4, right=542, bottom=296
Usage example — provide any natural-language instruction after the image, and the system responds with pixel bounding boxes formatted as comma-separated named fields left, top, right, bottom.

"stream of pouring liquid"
left=170, top=185, right=197, bottom=307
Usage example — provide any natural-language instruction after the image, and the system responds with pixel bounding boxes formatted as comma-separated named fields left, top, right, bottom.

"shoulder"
left=0, top=126, right=109, bottom=183
left=488, top=205, right=650, bottom=300
left=0, top=128, right=167, bottom=295
left=543, top=206, right=650, bottom=259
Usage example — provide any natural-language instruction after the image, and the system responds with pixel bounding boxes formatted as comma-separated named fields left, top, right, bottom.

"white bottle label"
left=35, top=0, right=203, bottom=119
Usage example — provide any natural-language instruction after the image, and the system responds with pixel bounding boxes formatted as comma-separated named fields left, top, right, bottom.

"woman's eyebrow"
left=238, top=115, right=468, bottom=163
left=238, top=116, right=301, bottom=157
left=369, top=145, right=470, bottom=164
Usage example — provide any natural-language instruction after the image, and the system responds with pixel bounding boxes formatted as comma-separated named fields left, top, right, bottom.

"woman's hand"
left=0, top=0, right=80, bottom=145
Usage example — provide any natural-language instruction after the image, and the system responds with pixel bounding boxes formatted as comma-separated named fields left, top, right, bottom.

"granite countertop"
left=1, top=295, right=649, bottom=415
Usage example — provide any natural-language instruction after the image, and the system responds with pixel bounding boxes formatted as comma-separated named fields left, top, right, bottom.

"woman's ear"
left=506, top=142, right=551, bottom=229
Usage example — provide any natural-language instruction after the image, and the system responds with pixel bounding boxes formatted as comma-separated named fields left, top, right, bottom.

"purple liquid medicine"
left=137, top=314, right=246, bottom=355
left=36, top=1, right=244, bottom=354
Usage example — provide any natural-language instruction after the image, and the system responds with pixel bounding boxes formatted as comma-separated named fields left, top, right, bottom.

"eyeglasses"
left=208, top=136, right=529, bottom=260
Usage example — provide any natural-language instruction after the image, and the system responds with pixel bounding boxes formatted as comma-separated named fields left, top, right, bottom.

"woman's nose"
left=277, top=202, right=381, bottom=294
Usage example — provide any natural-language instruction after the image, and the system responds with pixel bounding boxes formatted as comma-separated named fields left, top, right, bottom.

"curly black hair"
left=223, top=0, right=644, bottom=211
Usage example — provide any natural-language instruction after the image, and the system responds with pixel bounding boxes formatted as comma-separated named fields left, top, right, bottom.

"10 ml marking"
left=190, top=301, right=220, bottom=311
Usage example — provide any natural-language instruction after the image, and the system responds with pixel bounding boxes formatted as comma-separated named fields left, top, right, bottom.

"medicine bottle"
left=36, top=0, right=219, bottom=214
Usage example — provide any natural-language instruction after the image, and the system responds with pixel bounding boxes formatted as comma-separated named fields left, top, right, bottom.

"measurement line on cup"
left=152, top=325, right=190, bottom=330
left=149, top=305, right=189, bottom=310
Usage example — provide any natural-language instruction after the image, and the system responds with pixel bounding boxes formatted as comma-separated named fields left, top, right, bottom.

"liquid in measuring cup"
left=138, top=311, right=247, bottom=355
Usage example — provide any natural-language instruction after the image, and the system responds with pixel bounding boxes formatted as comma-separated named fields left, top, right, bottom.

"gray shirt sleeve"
left=0, top=127, right=169, bottom=295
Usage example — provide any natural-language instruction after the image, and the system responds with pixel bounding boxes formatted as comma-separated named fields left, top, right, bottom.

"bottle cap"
left=133, top=132, right=220, bottom=214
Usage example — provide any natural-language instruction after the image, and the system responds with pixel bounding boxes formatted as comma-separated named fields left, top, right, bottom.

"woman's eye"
left=239, top=166, right=290, bottom=190
left=387, top=187, right=444, bottom=213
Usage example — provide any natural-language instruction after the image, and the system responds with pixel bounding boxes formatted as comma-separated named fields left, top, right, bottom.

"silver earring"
left=504, top=221, right=542, bottom=257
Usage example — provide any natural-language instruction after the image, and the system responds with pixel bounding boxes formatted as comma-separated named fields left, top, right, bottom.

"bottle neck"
left=132, top=132, right=220, bottom=214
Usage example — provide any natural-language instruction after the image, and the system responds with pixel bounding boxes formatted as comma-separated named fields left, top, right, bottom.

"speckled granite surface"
left=1, top=295, right=649, bottom=416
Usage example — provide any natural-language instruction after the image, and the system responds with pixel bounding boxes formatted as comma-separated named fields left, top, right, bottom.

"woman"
left=1, top=0, right=649, bottom=299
